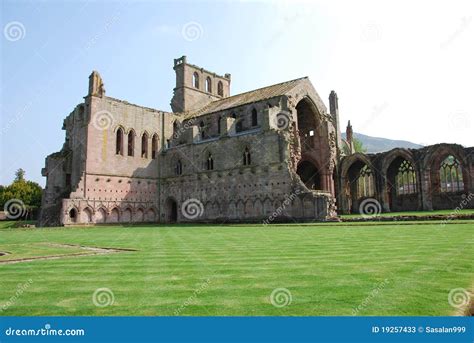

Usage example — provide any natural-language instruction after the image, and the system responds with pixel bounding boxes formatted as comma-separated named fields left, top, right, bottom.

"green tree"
left=0, top=169, right=42, bottom=220
left=14, top=168, right=25, bottom=182
left=353, top=138, right=367, bottom=153
left=342, top=138, right=367, bottom=155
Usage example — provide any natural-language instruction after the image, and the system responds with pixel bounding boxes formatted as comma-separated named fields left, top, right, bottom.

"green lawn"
left=0, top=221, right=472, bottom=316
left=341, top=208, right=474, bottom=219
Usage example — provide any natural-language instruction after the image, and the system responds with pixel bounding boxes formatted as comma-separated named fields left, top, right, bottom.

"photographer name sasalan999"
left=371, top=326, right=467, bottom=334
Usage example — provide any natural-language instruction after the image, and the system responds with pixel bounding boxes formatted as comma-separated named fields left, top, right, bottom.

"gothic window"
left=439, top=155, right=464, bottom=192
left=175, top=160, right=183, bottom=175
left=141, top=132, right=148, bottom=158
left=206, top=152, right=214, bottom=170
left=236, top=118, right=243, bottom=132
left=193, top=72, right=199, bottom=89
left=116, top=128, right=124, bottom=155
left=251, top=108, right=258, bottom=126
left=396, top=160, right=417, bottom=195
left=357, top=165, right=374, bottom=197
left=206, top=77, right=212, bottom=93
left=69, top=208, right=77, bottom=222
left=151, top=134, right=158, bottom=159
left=200, top=121, right=207, bottom=140
left=217, top=81, right=223, bottom=96
left=243, top=147, right=251, bottom=166
left=172, top=121, right=179, bottom=139
left=127, top=130, right=135, bottom=156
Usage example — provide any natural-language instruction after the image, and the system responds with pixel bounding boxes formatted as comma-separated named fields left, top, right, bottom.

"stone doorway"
left=166, top=198, right=178, bottom=223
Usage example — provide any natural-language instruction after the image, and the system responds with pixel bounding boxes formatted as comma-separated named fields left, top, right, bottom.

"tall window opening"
left=151, top=134, right=158, bottom=159
left=396, top=160, right=417, bottom=195
left=206, top=152, right=214, bottom=170
left=357, top=165, right=374, bottom=197
left=116, top=128, right=124, bottom=155
left=439, top=155, right=464, bottom=192
left=127, top=130, right=135, bottom=156
left=175, top=160, right=183, bottom=175
left=141, top=132, right=148, bottom=158
left=251, top=108, right=258, bottom=126
left=200, top=121, right=207, bottom=140
left=193, top=72, right=199, bottom=88
left=243, top=147, right=251, bottom=166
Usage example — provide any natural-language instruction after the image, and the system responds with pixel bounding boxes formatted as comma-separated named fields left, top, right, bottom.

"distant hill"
left=342, top=132, right=423, bottom=153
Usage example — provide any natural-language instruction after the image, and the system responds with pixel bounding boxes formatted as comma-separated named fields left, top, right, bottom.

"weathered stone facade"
left=39, top=56, right=473, bottom=226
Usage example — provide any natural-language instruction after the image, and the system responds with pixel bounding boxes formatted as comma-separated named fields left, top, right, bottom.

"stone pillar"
left=420, top=168, right=433, bottom=210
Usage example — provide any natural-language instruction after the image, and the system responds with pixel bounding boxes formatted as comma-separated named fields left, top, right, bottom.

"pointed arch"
left=95, top=207, right=107, bottom=223
left=141, top=132, right=149, bottom=158
left=251, top=108, right=258, bottom=127
left=175, top=159, right=183, bottom=175
left=151, top=134, right=158, bottom=159
left=81, top=207, right=93, bottom=223
left=121, top=207, right=132, bottom=222
left=145, top=208, right=156, bottom=222
left=68, top=207, right=78, bottom=223
left=206, top=151, right=214, bottom=170
left=217, top=81, right=223, bottom=96
left=206, top=77, right=212, bottom=93
left=243, top=146, right=251, bottom=166
left=108, top=207, right=120, bottom=223
left=127, top=129, right=135, bottom=156
left=116, top=127, right=124, bottom=155
left=193, top=72, right=199, bottom=88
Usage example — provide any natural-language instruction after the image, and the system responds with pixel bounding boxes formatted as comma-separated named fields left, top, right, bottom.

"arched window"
left=69, top=208, right=77, bottom=222
left=206, top=77, right=212, bottom=93
left=236, top=118, right=243, bottom=132
left=193, top=72, right=199, bottom=89
left=206, top=152, right=214, bottom=170
left=172, top=121, right=179, bottom=139
left=217, top=81, right=223, bottom=96
left=439, top=155, right=464, bottom=192
left=116, top=128, right=124, bottom=155
left=127, top=130, right=135, bottom=156
left=357, top=165, right=374, bottom=197
left=200, top=121, right=206, bottom=140
left=151, top=134, right=158, bottom=159
left=175, top=160, right=183, bottom=175
left=243, top=147, right=251, bottom=166
left=396, top=160, right=417, bottom=195
left=251, top=108, right=258, bottom=126
left=141, top=132, right=148, bottom=158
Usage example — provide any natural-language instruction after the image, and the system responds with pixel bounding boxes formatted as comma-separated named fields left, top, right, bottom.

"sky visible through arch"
left=1, top=0, right=473, bottom=186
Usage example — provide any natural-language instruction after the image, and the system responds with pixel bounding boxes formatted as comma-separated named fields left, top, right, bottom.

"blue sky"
left=1, top=0, right=473, bottom=186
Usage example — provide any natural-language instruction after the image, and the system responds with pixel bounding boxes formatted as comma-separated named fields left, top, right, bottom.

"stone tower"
left=170, top=56, right=231, bottom=113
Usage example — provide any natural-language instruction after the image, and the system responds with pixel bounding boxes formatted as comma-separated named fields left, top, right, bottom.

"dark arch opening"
left=166, top=198, right=178, bottom=223
left=345, top=159, right=374, bottom=213
left=386, top=157, right=419, bottom=212
left=296, top=99, right=319, bottom=152
left=69, top=208, right=77, bottom=223
left=297, top=161, right=320, bottom=190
